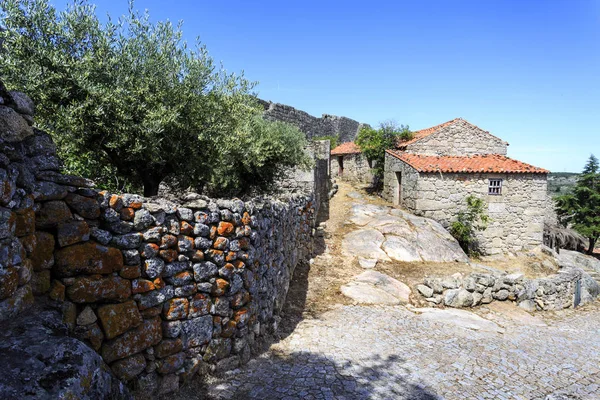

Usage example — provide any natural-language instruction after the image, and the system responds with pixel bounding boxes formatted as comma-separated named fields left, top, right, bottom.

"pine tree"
left=556, top=154, right=600, bottom=254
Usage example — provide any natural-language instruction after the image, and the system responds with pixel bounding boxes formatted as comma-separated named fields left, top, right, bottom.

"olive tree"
left=0, top=0, right=308, bottom=196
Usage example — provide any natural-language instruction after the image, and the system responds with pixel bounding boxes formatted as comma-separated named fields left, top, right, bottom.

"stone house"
left=382, top=118, right=549, bottom=255
left=330, top=141, right=374, bottom=184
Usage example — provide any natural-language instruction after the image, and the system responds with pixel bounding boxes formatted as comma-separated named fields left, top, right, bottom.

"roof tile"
left=386, top=150, right=549, bottom=174
left=331, top=141, right=361, bottom=155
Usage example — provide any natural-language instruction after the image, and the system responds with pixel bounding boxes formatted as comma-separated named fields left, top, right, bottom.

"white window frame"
left=488, top=179, right=503, bottom=195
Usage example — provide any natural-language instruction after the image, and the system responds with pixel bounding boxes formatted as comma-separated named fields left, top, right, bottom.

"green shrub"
left=556, top=154, right=600, bottom=254
left=0, top=0, right=308, bottom=196
left=450, top=195, right=490, bottom=255
left=355, top=120, right=411, bottom=185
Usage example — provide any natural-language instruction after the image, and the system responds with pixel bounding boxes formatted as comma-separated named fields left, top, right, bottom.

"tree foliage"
left=355, top=120, right=411, bottom=183
left=450, top=195, right=490, bottom=256
left=0, top=0, right=308, bottom=196
left=555, top=154, right=600, bottom=254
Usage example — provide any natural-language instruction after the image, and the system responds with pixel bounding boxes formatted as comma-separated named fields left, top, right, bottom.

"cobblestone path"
left=200, top=301, right=600, bottom=400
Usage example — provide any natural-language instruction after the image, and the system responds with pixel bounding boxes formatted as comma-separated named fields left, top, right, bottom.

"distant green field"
left=548, top=172, right=579, bottom=196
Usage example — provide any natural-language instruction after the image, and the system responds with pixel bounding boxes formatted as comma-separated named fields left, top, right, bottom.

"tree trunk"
left=142, top=173, right=162, bottom=197
left=587, top=237, right=597, bottom=255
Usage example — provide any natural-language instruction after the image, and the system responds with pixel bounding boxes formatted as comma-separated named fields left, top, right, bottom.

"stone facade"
left=404, top=119, right=508, bottom=156
left=0, top=83, right=319, bottom=396
left=260, top=99, right=363, bottom=144
left=382, top=154, right=420, bottom=211
left=383, top=153, right=548, bottom=255
left=330, top=153, right=374, bottom=185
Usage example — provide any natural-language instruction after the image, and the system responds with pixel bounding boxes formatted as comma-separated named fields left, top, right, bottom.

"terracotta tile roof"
left=331, top=141, right=362, bottom=155
left=396, top=118, right=508, bottom=148
left=386, top=150, right=549, bottom=174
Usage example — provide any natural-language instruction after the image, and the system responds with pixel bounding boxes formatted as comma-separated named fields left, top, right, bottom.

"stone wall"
left=260, top=99, right=363, bottom=143
left=0, top=83, right=39, bottom=321
left=277, top=140, right=330, bottom=222
left=416, top=266, right=599, bottom=312
left=0, top=84, right=318, bottom=396
left=330, top=153, right=374, bottom=185
left=406, top=119, right=508, bottom=156
left=382, top=152, right=420, bottom=210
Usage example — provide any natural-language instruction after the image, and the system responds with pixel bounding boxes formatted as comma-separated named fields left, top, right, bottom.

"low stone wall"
left=416, top=267, right=599, bottom=311
left=0, top=84, right=317, bottom=396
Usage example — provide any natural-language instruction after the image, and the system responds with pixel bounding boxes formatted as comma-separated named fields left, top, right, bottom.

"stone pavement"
left=200, top=301, right=600, bottom=400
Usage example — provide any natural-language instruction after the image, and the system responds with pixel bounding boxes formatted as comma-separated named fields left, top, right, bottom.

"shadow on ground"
left=203, top=352, right=441, bottom=400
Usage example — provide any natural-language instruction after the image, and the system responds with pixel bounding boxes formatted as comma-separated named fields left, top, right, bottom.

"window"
left=488, top=179, right=503, bottom=195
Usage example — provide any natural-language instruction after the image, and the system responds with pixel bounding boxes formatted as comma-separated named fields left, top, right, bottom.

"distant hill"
left=548, top=172, right=579, bottom=196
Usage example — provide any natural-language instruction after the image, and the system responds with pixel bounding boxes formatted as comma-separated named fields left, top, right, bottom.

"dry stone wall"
left=416, top=266, right=599, bottom=311
left=260, top=99, right=363, bottom=144
left=0, top=82, right=39, bottom=321
left=405, top=119, right=508, bottom=156
left=0, top=83, right=317, bottom=396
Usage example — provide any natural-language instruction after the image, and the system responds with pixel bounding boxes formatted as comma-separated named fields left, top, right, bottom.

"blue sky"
left=51, top=0, right=600, bottom=172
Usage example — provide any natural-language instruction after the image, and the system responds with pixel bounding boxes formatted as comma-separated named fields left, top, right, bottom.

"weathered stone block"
left=137, top=286, right=174, bottom=310
left=15, top=208, right=34, bottom=237
left=66, top=275, right=131, bottom=303
left=132, top=279, right=155, bottom=294
left=112, top=233, right=142, bottom=249
left=111, top=353, right=147, bottom=382
left=31, top=231, right=54, bottom=271
left=76, top=306, right=97, bottom=326
left=48, top=279, right=65, bottom=301
left=157, top=352, right=185, bottom=375
left=35, top=200, right=73, bottom=229
left=33, top=181, right=68, bottom=201
left=193, top=261, right=217, bottom=282
left=0, top=105, right=33, bottom=142
left=0, top=208, right=16, bottom=239
left=217, top=221, right=234, bottom=236
left=0, top=267, right=19, bottom=300
left=119, top=264, right=141, bottom=279
left=98, top=300, right=143, bottom=340
left=31, top=269, right=51, bottom=295
left=203, top=338, right=232, bottom=363
left=55, top=241, right=123, bottom=277
left=0, top=284, right=33, bottom=321
left=133, top=209, right=154, bottom=230
left=57, top=221, right=90, bottom=247
left=101, top=317, right=162, bottom=363
left=17, top=259, right=33, bottom=285
left=144, top=257, right=165, bottom=279
left=155, top=338, right=183, bottom=358
left=163, top=298, right=189, bottom=320
left=181, top=315, right=212, bottom=347
left=64, top=192, right=100, bottom=219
